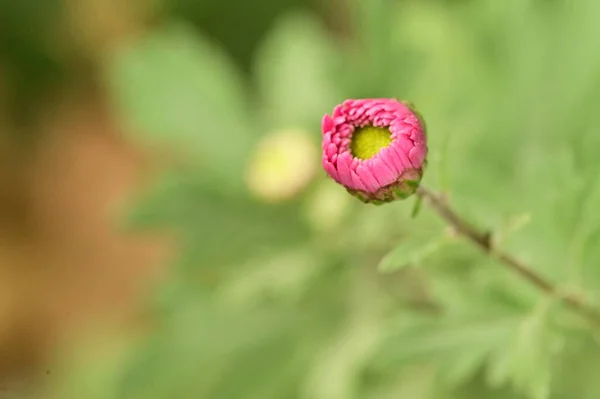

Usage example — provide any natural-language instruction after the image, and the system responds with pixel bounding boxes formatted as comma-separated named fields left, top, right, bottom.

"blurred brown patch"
left=62, top=0, right=151, bottom=62
left=0, top=84, right=172, bottom=379
left=0, top=0, right=175, bottom=386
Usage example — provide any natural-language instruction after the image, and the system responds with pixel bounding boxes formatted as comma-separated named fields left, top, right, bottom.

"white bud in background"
left=246, top=128, right=319, bottom=202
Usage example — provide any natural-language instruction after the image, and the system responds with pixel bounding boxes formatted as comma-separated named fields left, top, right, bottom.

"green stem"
left=416, top=185, right=600, bottom=327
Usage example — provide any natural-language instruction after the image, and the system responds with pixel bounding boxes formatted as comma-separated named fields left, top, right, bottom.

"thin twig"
left=416, top=185, right=600, bottom=326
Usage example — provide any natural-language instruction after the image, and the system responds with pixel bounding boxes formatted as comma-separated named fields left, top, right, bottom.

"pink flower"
left=321, top=98, right=427, bottom=204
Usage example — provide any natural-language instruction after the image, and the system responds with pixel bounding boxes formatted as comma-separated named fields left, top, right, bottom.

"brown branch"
left=416, top=185, right=600, bottom=326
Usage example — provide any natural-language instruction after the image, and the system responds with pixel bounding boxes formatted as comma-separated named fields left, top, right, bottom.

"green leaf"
left=124, top=171, right=312, bottom=269
left=487, top=299, right=563, bottom=399
left=492, top=213, right=532, bottom=248
left=378, top=234, right=448, bottom=273
left=108, top=20, right=253, bottom=192
left=436, top=345, right=491, bottom=388
left=254, top=11, right=342, bottom=130
left=349, top=0, right=397, bottom=96
left=375, top=314, right=518, bottom=370
left=551, top=331, right=600, bottom=399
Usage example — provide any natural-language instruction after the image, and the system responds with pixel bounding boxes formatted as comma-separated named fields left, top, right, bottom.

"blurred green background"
left=3, top=0, right=600, bottom=398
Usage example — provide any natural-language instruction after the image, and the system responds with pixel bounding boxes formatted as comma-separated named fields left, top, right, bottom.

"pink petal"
left=409, top=143, right=427, bottom=168
left=323, top=132, right=332, bottom=147
left=373, top=117, right=392, bottom=127
left=356, top=163, right=381, bottom=192
left=366, top=104, right=385, bottom=117
left=378, top=148, right=400, bottom=175
left=390, top=142, right=414, bottom=169
left=322, top=115, right=334, bottom=134
left=339, top=125, right=353, bottom=138
left=323, top=159, right=339, bottom=181
left=350, top=105, right=367, bottom=121
left=333, top=116, right=346, bottom=126
left=326, top=143, right=338, bottom=159
left=344, top=99, right=357, bottom=108
left=393, top=104, right=411, bottom=118
left=380, top=147, right=403, bottom=174
left=351, top=171, right=367, bottom=191
left=333, top=105, right=344, bottom=118
left=383, top=102, right=398, bottom=112
left=352, top=99, right=367, bottom=108
left=367, top=157, right=396, bottom=187
left=389, top=122, right=411, bottom=138
left=410, top=127, right=426, bottom=143
left=397, top=137, right=416, bottom=155
left=336, top=152, right=354, bottom=187
left=403, top=114, right=420, bottom=128
left=375, top=111, right=389, bottom=121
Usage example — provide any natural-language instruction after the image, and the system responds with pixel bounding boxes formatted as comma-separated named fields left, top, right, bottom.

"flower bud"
left=247, top=128, right=318, bottom=202
left=321, top=99, right=427, bottom=204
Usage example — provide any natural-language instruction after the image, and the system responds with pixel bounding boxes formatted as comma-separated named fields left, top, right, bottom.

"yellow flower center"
left=350, top=126, right=393, bottom=160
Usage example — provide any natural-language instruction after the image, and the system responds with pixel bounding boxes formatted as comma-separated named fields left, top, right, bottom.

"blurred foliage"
left=6, top=0, right=600, bottom=398
left=169, top=0, right=311, bottom=74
